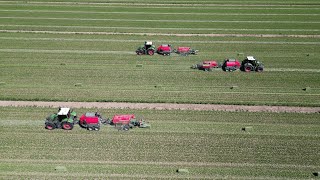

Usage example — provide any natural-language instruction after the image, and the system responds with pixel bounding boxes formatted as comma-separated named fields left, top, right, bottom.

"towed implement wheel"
left=45, top=123, right=55, bottom=130
left=244, top=63, right=253, bottom=72
left=256, top=66, right=264, bottom=72
left=147, top=49, right=154, bottom=56
left=62, top=122, right=74, bottom=130
left=122, top=124, right=130, bottom=131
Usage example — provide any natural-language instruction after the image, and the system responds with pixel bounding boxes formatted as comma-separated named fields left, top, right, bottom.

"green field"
left=0, top=106, right=319, bottom=179
left=0, top=0, right=320, bottom=106
left=0, top=0, right=320, bottom=179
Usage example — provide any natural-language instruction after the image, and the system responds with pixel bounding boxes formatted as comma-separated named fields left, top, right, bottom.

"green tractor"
left=45, top=107, right=78, bottom=130
left=136, top=41, right=156, bottom=55
left=240, top=56, right=264, bottom=72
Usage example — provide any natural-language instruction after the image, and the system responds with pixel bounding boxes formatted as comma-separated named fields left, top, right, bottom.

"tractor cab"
left=144, top=41, right=153, bottom=49
left=57, top=107, right=72, bottom=120
left=136, top=41, right=156, bottom=55
left=243, top=56, right=256, bottom=65
left=240, top=56, right=264, bottom=72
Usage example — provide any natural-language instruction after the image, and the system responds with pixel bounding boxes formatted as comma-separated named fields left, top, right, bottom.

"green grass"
left=0, top=41, right=319, bottom=106
left=0, top=0, right=319, bottom=179
left=0, top=106, right=319, bottom=179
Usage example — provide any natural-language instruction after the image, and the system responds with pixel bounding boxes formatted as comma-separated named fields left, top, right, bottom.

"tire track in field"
left=0, top=101, right=319, bottom=113
left=2, top=159, right=318, bottom=169
left=1, top=16, right=319, bottom=24
left=0, top=172, right=215, bottom=180
left=1, top=30, right=320, bottom=38
left=1, top=9, right=319, bottom=16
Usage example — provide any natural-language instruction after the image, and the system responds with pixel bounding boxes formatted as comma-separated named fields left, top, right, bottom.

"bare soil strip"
left=1, top=30, right=320, bottom=38
left=0, top=101, right=319, bottom=113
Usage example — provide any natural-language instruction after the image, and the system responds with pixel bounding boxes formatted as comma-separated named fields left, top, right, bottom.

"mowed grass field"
left=0, top=0, right=320, bottom=179
left=0, top=106, right=319, bottom=179
left=0, top=0, right=320, bottom=106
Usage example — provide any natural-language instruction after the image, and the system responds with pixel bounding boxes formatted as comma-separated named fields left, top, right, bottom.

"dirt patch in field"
left=1, top=30, right=320, bottom=38
left=0, top=101, right=319, bottom=113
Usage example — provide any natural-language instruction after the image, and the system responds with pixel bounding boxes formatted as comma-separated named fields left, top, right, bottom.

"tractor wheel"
left=45, top=123, right=55, bottom=130
left=147, top=49, right=154, bottom=56
left=256, top=66, right=264, bottom=72
left=62, top=122, right=73, bottom=130
left=244, top=63, right=253, bottom=72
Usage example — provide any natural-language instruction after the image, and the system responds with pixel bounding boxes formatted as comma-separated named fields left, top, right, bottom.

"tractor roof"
left=57, top=108, right=70, bottom=115
left=145, top=41, right=153, bottom=45
left=246, top=56, right=256, bottom=61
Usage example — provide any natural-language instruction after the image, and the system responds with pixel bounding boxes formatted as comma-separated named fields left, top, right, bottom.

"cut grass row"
left=0, top=106, right=319, bottom=179
left=2, top=11, right=320, bottom=22
left=0, top=2, right=319, bottom=35
left=2, top=0, right=320, bottom=6
left=0, top=18, right=318, bottom=35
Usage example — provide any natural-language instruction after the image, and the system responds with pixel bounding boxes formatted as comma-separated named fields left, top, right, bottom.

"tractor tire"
left=45, top=123, right=55, bottom=130
left=62, top=122, right=74, bottom=130
left=147, top=49, right=154, bottom=56
left=256, top=66, right=264, bottom=72
left=244, top=63, right=253, bottom=72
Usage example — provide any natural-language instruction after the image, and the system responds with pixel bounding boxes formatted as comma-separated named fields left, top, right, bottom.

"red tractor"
left=157, top=44, right=173, bottom=56
left=191, top=60, right=219, bottom=71
left=107, top=114, right=150, bottom=131
left=221, top=58, right=241, bottom=71
left=79, top=112, right=105, bottom=131
left=175, top=47, right=198, bottom=56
